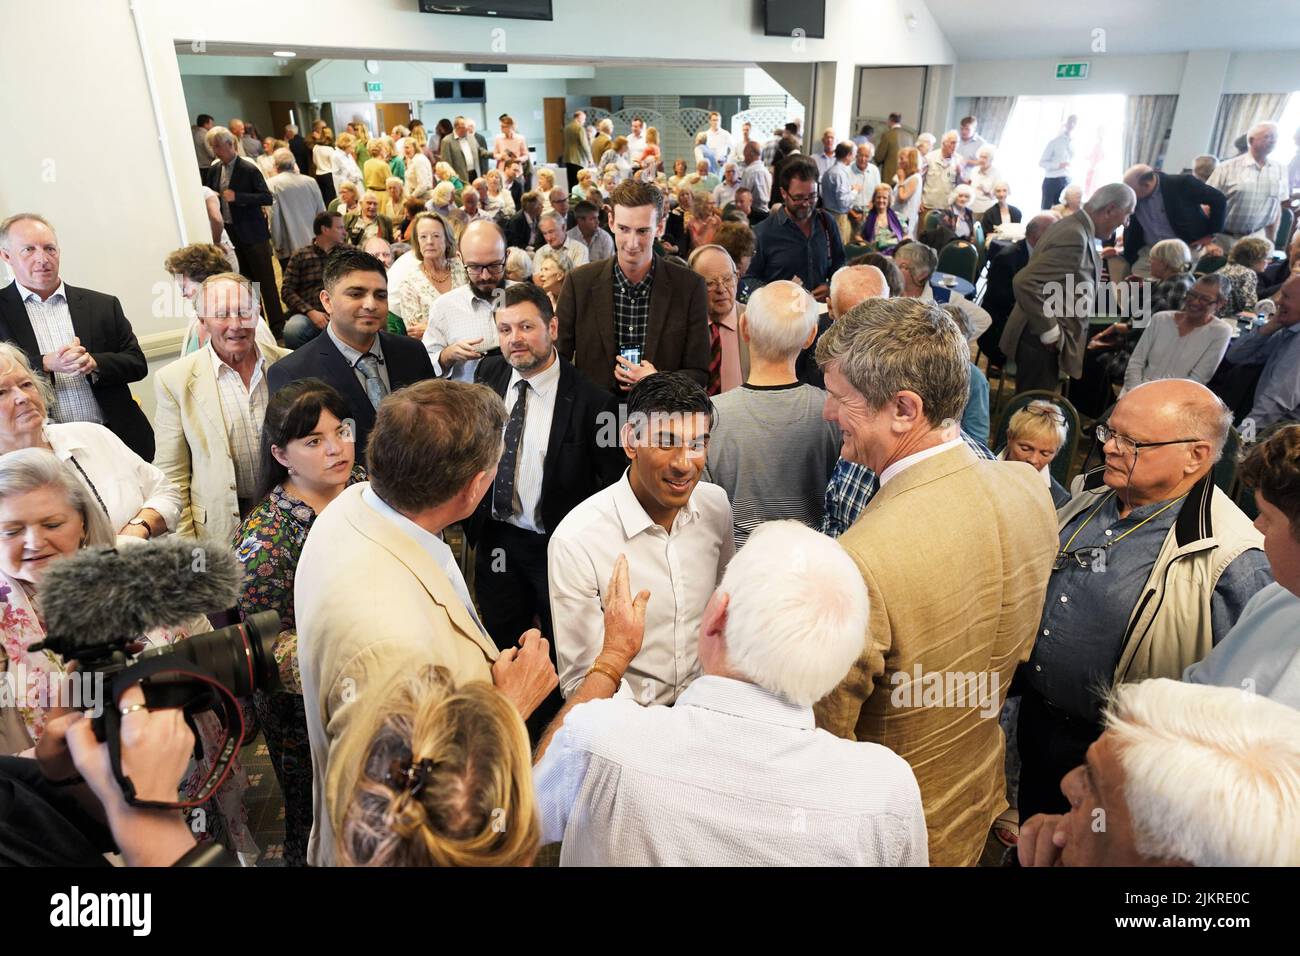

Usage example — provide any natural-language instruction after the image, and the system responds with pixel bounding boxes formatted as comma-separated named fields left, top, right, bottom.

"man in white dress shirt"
left=1039, top=114, right=1077, bottom=210
left=533, top=520, right=928, bottom=866
left=704, top=111, right=733, bottom=165
left=549, top=371, right=734, bottom=706
left=423, top=220, right=510, bottom=382
left=626, top=117, right=647, bottom=163
left=847, top=141, right=881, bottom=232
left=566, top=201, right=615, bottom=262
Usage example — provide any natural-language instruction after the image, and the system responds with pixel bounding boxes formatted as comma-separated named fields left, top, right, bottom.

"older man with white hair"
left=704, top=281, right=840, bottom=547
left=267, top=147, right=326, bottom=265
left=690, top=244, right=748, bottom=394
left=814, top=297, right=1058, bottom=866
left=894, top=240, right=991, bottom=342
left=1000, top=182, right=1136, bottom=394
left=1208, top=121, right=1289, bottom=250
left=533, top=522, right=928, bottom=866
left=533, top=210, right=588, bottom=273
left=1017, top=379, right=1270, bottom=822
left=1020, top=678, right=1300, bottom=867
left=918, top=130, right=963, bottom=222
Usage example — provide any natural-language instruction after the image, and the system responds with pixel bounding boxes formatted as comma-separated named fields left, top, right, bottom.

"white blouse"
left=46, top=421, right=183, bottom=534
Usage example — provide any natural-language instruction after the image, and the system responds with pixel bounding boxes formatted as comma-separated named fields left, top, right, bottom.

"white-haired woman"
left=980, top=181, right=1022, bottom=232
left=1052, top=183, right=1083, bottom=218
left=967, top=145, right=1002, bottom=217
left=915, top=132, right=936, bottom=173
left=505, top=246, right=533, bottom=283
left=0, top=447, right=257, bottom=858
left=533, top=245, right=574, bottom=309
left=940, top=184, right=977, bottom=240
left=0, top=343, right=180, bottom=539
left=379, top=175, right=406, bottom=221
left=484, top=168, right=515, bottom=217
left=327, top=179, right=361, bottom=218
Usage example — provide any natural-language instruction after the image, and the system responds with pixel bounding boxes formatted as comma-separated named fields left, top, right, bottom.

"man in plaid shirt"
left=281, top=211, right=348, bottom=348
left=821, top=430, right=994, bottom=538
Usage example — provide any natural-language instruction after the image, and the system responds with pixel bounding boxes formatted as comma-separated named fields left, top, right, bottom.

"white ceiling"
left=923, top=0, right=1300, bottom=59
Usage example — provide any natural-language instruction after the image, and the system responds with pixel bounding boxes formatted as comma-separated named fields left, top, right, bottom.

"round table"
left=930, top=272, right=975, bottom=299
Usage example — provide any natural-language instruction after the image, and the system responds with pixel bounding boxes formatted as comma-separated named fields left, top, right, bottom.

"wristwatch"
left=128, top=517, right=153, bottom=538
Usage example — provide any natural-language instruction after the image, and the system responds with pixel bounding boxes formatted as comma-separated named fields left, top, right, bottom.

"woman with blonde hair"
left=327, top=179, right=361, bottom=217
left=396, top=211, right=467, bottom=340
left=891, top=146, right=923, bottom=236
left=484, top=168, right=515, bottom=216
left=312, top=126, right=338, bottom=204
left=404, top=138, right=434, bottom=201
left=339, top=666, right=539, bottom=866
left=999, top=400, right=1071, bottom=508
left=330, top=132, right=363, bottom=198
left=380, top=176, right=406, bottom=221
left=433, top=160, right=465, bottom=194
left=535, top=167, right=557, bottom=211
left=363, top=138, right=393, bottom=194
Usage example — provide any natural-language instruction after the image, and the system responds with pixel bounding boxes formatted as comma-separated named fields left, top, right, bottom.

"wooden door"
left=590, top=96, right=613, bottom=111
left=543, top=97, right=566, bottom=166
left=377, top=102, right=411, bottom=135
left=268, top=101, right=297, bottom=140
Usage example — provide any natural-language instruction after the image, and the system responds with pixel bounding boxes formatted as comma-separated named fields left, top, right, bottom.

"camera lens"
left=139, top=610, right=283, bottom=697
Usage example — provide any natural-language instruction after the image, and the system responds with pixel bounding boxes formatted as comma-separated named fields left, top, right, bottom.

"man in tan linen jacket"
left=296, top=380, right=557, bottom=866
left=813, top=297, right=1058, bottom=867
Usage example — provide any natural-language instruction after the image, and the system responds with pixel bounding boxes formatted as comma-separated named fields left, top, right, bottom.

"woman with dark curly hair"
left=233, top=378, right=365, bottom=865
left=164, top=243, right=278, bottom=354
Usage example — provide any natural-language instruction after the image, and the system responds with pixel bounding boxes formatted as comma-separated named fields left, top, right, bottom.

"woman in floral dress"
left=233, top=379, right=364, bottom=866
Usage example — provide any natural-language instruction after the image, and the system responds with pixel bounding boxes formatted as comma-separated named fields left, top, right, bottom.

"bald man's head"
left=829, top=265, right=889, bottom=319
left=1106, top=379, right=1232, bottom=505
left=1026, top=212, right=1059, bottom=247
left=742, top=280, right=819, bottom=362
left=1123, top=164, right=1158, bottom=199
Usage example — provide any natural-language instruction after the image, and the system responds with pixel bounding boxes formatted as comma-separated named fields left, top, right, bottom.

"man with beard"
left=468, top=282, right=624, bottom=735
left=744, top=156, right=845, bottom=302
left=549, top=371, right=734, bottom=706
left=423, top=219, right=511, bottom=382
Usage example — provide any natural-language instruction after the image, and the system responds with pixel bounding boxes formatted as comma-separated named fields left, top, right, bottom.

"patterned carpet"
left=241, top=733, right=289, bottom=867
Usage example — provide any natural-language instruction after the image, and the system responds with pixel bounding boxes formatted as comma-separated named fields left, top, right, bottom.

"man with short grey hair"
left=1208, top=121, right=1289, bottom=250
left=534, top=210, right=588, bottom=272
left=533, top=520, right=928, bottom=867
left=267, top=147, right=326, bottom=265
left=1018, top=378, right=1270, bottom=822
left=703, top=280, right=840, bottom=546
left=814, top=295, right=1058, bottom=866
left=1000, top=182, right=1136, bottom=393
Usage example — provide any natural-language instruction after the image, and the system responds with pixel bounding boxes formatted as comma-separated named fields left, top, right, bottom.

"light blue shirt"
left=820, top=161, right=856, bottom=214
left=1184, top=582, right=1300, bottom=709
left=360, top=485, right=488, bottom=638
left=1226, top=323, right=1300, bottom=428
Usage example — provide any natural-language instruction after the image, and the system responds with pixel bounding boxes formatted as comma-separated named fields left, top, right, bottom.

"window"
left=1267, top=95, right=1300, bottom=170
left=996, top=94, right=1126, bottom=210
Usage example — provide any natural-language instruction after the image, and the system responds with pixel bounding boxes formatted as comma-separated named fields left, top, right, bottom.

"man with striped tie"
left=689, top=244, right=748, bottom=395
left=268, top=247, right=434, bottom=459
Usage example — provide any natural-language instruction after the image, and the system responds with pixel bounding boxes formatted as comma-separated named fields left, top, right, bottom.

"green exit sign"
left=365, top=81, right=383, bottom=93
left=1055, top=62, right=1090, bottom=80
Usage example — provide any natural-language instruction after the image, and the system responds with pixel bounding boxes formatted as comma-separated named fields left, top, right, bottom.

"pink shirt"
left=713, top=309, right=744, bottom=393
left=494, top=133, right=528, bottom=167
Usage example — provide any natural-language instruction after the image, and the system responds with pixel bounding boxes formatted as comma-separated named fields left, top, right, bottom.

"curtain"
left=1209, top=93, right=1290, bottom=159
left=966, top=96, right=1017, bottom=147
left=1123, top=95, right=1179, bottom=168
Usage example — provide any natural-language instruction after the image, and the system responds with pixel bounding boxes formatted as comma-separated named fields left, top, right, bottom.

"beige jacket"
left=295, top=483, right=500, bottom=866
left=1058, top=472, right=1264, bottom=684
left=814, top=445, right=1058, bottom=866
left=152, top=341, right=289, bottom=546
left=1000, top=209, right=1102, bottom=380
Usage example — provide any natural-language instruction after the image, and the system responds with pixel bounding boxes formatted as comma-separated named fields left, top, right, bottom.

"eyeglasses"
left=1096, top=423, right=1203, bottom=457
left=1023, top=404, right=1066, bottom=425
left=1183, top=291, right=1220, bottom=306
left=703, top=275, right=736, bottom=291
left=784, top=188, right=818, bottom=204
left=464, top=260, right=506, bottom=275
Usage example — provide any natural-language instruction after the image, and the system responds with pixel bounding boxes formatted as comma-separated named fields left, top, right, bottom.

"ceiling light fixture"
left=272, top=50, right=297, bottom=58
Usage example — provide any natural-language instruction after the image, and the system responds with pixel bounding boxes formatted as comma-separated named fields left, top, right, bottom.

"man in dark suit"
left=1117, top=165, right=1227, bottom=279
left=1001, top=184, right=1137, bottom=394
left=268, top=247, right=433, bottom=460
left=0, top=214, right=154, bottom=460
left=286, top=123, right=313, bottom=176
left=469, top=282, right=622, bottom=736
left=504, top=160, right=525, bottom=212
left=557, top=180, right=710, bottom=394
left=202, top=125, right=286, bottom=336
left=978, top=212, right=1059, bottom=367
left=505, top=191, right=544, bottom=251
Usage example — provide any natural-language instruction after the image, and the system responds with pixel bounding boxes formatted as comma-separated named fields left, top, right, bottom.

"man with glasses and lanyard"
left=1016, top=379, right=1271, bottom=822
left=743, top=156, right=845, bottom=303
left=423, top=220, right=513, bottom=382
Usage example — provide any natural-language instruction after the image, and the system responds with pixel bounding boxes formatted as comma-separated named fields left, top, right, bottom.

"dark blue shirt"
left=1027, top=491, right=1272, bottom=721
left=744, top=206, right=845, bottom=291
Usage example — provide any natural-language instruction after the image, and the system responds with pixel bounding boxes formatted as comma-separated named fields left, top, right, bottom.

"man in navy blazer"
left=978, top=212, right=1058, bottom=367
left=1118, top=166, right=1226, bottom=278
left=202, top=125, right=285, bottom=335
left=0, top=214, right=154, bottom=460
left=268, top=248, right=433, bottom=461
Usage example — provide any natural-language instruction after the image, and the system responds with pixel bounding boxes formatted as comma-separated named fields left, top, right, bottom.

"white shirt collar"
left=611, top=470, right=701, bottom=539
left=675, top=675, right=814, bottom=730
left=14, top=280, right=67, bottom=304
left=507, top=349, right=561, bottom=397
left=206, top=339, right=266, bottom=378
left=361, top=484, right=449, bottom=557
left=878, top=437, right=965, bottom=487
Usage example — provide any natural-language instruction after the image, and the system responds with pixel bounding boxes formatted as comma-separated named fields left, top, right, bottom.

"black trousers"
left=233, top=237, right=286, bottom=336
left=1014, top=332, right=1064, bottom=395
left=1042, top=176, right=1069, bottom=210
left=1016, top=686, right=1105, bottom=822
left=563, top=163, right=585, bottom=195
left=0, top=756, right=113, bottom=866
left=474, top=520, right=562, bottom=740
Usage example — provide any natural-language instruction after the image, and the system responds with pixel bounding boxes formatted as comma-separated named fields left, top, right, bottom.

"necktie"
left=492, top=380, right=528, bottom=520
left=708, top=321, right=722, bottom=396
left=355, top=353, right=387, bottom=410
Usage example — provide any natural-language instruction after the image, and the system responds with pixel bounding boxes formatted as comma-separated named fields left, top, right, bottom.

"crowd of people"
left=0, top=99, right=1298, bottom=869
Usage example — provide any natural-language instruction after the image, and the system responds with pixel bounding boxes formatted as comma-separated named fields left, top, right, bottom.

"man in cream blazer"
left=295, top=379, right=558, bottom=866
left=999, top=183, right=1135, bottom=394
left=813, top=297, right=1058, bottom=867
left=152, top=275, right=289, bottom=546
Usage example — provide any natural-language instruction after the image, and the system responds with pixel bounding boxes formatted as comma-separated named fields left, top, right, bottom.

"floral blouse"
left=232, top=467, right=366, bottom=695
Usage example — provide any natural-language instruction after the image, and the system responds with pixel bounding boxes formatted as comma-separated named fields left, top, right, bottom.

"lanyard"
left=1059, top=490, right=1187, bottom=558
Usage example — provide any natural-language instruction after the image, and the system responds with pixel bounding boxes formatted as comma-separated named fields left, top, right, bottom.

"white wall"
left=954, top=54, right=1188, bottom=97
left=179, top=75, right=279, bottom=136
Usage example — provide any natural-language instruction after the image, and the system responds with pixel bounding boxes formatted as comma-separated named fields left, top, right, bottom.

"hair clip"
left=386, top=757, right=439, bottom=797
